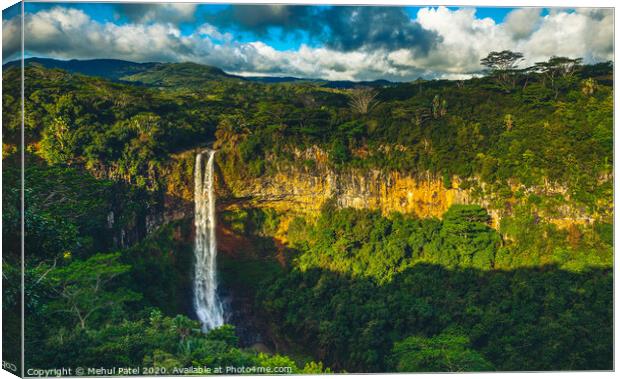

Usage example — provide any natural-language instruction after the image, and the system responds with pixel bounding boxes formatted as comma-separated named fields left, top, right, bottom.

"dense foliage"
left=286, top=202, right=611, bottom=281
left=2, top=54, right=613, bottom=373
left=389, top=332, right=494, bottom=372
left=290, top=204, right=500, bottom=283
left=3, top=59, right=613, bottom=217
left=242, top=204, right=612, bottom=372
left=258, top=262, right=612, bottom=372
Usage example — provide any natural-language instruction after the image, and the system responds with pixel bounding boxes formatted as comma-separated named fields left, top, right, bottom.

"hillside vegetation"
left=2, top=54, right=613, bottom=373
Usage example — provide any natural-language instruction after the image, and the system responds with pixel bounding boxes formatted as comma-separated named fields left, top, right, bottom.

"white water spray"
left=193, top=150, right=224, bottom=331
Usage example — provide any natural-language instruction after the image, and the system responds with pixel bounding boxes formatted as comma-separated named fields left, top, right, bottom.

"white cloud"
left=2, top=14, right=21, bottom=61
left=13, top=7, right=199, bottom=63
left=6, top=7, right=422, bottom=80
left=4, top=6, right=614, bottom=81
left=197, top=24, right=233, bottom=43
left=409, top=7, right=512, bottom=75
left=391, top=6, right=613, bottom=78
left=504, top=8, right=542, bottom=40
left=521, top=9, right=614, bottom=64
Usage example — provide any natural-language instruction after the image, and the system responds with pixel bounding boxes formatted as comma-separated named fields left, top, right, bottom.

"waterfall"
left=193, top=150, right=224, bottom=331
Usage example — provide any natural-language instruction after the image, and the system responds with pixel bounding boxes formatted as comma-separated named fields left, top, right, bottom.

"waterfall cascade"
left=193, top=150, right=224, bottom=331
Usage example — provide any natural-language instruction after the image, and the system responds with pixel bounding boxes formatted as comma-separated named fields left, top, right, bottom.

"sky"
left=1, top=3, right=614, bottom=81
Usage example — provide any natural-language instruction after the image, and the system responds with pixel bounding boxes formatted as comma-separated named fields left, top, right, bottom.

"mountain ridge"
left=3, top=57, right=397, bottom=88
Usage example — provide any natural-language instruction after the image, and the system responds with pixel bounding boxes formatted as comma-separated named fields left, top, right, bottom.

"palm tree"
left=348, top=87, right=381, bottom=115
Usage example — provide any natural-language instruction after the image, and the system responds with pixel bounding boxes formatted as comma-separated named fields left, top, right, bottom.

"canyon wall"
left=141, top=146, right=597, bottom=237
left=217, top=147, right=488, bottom=222
left=217, top=146, right=602, bottom=230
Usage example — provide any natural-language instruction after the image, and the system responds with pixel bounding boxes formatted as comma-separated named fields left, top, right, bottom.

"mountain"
left=244, top=76, right=323, bottom=84
left=321, top=79, right=395, bottom=89
left=3, top=58, right=241, bottom=87
left=246, top=76, right=395, bottom=88
left=3, top=57, right=159, bottom=80
left=120, top=61, right=243, bottom=87
left=4, top=57, right=397, bottom=88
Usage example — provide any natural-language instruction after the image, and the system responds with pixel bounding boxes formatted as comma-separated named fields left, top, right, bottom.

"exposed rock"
left=95, top=146, right=602, bottom=241
left=223, top=164, right=474, bottom=219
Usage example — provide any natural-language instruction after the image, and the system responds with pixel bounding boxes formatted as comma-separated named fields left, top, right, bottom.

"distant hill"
left=246, top=75, right=395, bottom=88
left=3, top=58, right=241, bottom=87
left=244, top=76, right=323, bottom=84
left=3, top=57, right=160, bottom=80
left=322, top=79, right=395, bottom=89
left=120, top=61, right=243, bottom=87
left=3, top=57, right=397, bottom=88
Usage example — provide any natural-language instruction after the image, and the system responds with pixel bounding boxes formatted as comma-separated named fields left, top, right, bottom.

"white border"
left=0, top=1, right=617, bottom=379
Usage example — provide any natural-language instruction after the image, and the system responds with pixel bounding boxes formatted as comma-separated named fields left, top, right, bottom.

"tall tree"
left=480, top=50, right=525, bottom=92
left=46, top=252, right=141, bottom=329
left=534, top=56, right=583, bottom=99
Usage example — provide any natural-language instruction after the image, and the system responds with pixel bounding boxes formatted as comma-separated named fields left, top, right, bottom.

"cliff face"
left=214, top=147, right=503, bottom=226
left=221, top=161, right=474, bottom=220
left=127, top=146, right=597, bottom=238
left=214, top=146, right=601, bottom=230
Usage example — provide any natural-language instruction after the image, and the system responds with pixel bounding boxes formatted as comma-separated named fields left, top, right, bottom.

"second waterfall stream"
left=193, top=150, right=224, bottom=331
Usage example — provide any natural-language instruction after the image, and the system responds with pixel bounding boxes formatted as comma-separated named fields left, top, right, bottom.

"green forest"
left=2, top=51, right=613, bottom=374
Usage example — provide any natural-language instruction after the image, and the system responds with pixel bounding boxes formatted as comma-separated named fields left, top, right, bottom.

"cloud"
left=504, top=8, right=542, bottom=40
left=210, top=5, right=439, bottom=53
left=117, top=4, right=197, bottom=24
left=2, top=14, right=21, bottom=62
left=401, top=7, right=513, bottom=75
left=13, top=7, right=197, bottom=62
left=197, top=24, right=233, bottom=43
left=520, top=8, right=614, bottom=63
left=391, top=6, right=613, bottom=77
left=225, top=43, right=431, bottom=81
left=7, top=6, right=429, bottom=80
left=209, top=5, right=318, bottom=36
left=4, top=6, right=614, bottom=82
left=320, top=6, right=439, bottom=53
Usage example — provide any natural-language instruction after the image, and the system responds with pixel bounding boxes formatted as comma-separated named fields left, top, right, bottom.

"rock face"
left=212, top=146, right=601, bottom=230
left=224, top=162, right=473, bottom=219
left=215, top=146, right=499, bottom=225
left=125, top=146, right=597, bottom=238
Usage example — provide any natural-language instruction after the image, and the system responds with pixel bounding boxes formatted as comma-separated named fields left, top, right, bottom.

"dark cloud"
left=208, top=5, right=319, bottom=36
left=117, top=4, right=147, bottom=21
left=321, top=7, right=439, bottom=53
left=210, top=5, right=438, bottom=53
left=2, top=3, right=22, bottom=62
left=116, top=4, right=197, bottom=23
